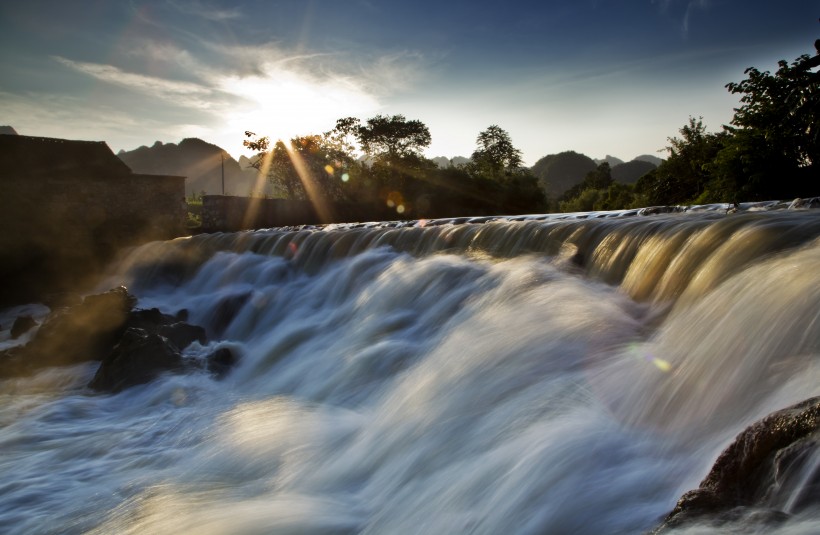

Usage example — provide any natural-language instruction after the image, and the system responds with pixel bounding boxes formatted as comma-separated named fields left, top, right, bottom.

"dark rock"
left=209, top=292, right=251, bottom=336
left=88, top=328, right=184, bottom=393
left=175, top=308, right=189, bottom=322
left=0, top=286, right=136, bottom=376
left=10, top=315, right=37, bottom=339
left=652, top=397, right=820, bottom=533
left=206, top=347, right=238, bottom=379
left=1, top=287, right=212, bottom=392
left=159, top=322, right=207, bottom=351
left=126, top=307, right=177, bottom=330
left=123, top=308, right=207, bottom=350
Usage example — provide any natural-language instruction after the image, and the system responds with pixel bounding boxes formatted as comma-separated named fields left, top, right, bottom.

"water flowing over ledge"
left=2, top=201, right=820, bottom=534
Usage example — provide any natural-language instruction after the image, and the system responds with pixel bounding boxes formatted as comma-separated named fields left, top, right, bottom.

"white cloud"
left=53, top=56, right=223, bottom=110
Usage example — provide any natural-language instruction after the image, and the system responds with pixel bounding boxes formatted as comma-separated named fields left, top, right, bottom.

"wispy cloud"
left=53, top=56, right=223, bottom=109
left=166, top=0, right=243, bottom=22
left=651, top=0, right=712, bottom=37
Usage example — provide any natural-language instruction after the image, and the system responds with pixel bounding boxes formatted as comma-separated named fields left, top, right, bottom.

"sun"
left=219, top=64, right=380, bottom=157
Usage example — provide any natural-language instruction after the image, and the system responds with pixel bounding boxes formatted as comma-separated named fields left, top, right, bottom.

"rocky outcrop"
left=1, top=287, right=237, bottom=391
left=652, top=397, right=820, bottom=533
left=0, top=287, right=135, bottom=376
left=88, top=328, right=185, bottom=393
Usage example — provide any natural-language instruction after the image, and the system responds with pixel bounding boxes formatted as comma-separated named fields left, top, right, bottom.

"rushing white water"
left=2, top=208, right=820, bottom=534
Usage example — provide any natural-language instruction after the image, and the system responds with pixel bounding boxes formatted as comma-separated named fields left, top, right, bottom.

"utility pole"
left=221, top=153, right=225, bottom=195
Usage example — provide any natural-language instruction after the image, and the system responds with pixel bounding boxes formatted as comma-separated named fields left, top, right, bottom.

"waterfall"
left=2, top=207, right=819, bottom=534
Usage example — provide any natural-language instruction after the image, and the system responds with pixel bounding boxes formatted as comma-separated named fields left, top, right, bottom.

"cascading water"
left=1, top=207, right=820, bottom=534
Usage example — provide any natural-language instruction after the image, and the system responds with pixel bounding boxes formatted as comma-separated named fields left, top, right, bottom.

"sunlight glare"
left=221, top=65, right=379, bottom=155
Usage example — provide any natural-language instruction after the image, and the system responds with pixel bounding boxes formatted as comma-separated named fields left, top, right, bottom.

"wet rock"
left=652, top=397, right=820, bottom=533
left=88, top=328, right=184, bottom=393
left=10, top=315, right=37, bottom=339
left=159, top=322, right=207, bottom=351
left=0, top=287, right=210, bottom=382
left=0, top=286, right=136, bottom=376
left=206, top=347, right=238, bottom=379
left=210, top=292, right=251, bottom=336
left=126, top=307, right=176, bottom=330
left=124, top=308, right=207, bottom=350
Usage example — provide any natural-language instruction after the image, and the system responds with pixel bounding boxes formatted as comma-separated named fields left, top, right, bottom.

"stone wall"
left=0, top=135, right=186, bottom=306
left=202, top=195, right=395, bottom=231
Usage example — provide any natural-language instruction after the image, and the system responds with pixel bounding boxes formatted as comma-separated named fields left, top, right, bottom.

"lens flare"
left=628, top=343, right=673, bottom=373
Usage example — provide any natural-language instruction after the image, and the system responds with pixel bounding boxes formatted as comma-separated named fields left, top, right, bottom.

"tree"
left=560, top=162, right=614, bottom=202
left=706, top=52, right=819, bottom=200
left=726, top=54, right=819, bottom=169
left=349, top=114, right=432, bottom=161
left=243, top=131, right=352, bottom=201
left=634, top=117, right=727, bottom=205
left=467, top=125, right=523, bottom=180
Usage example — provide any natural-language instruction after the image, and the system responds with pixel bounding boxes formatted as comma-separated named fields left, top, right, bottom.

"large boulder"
left=0, top=288, right=208, bottom=383
left=652, top=397, right=820, bottom=533
left=88, top=328, right=184, bottom=393
left=0, top=286, right=136, bottom=376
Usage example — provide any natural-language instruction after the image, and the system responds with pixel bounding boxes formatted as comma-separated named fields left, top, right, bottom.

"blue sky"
left=0, top=1, right=817, bottom=165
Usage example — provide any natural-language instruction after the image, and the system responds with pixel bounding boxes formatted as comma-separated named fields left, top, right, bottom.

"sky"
left=0, top=1, right=817, bottom=166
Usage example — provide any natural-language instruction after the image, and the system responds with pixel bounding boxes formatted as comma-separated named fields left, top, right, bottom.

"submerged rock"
left=10, top=315, right=36, bottom=339
left=205, top=347, right=239, bottom=379
left=89, top=328, right=184, bottom=393
left=652, top=397, right=820, bottom=533
left=209, top=291, right=251, bottom=336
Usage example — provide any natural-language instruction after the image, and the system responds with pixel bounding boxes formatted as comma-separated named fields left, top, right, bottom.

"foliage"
left=331, top=115, right=432, bottom=161
left=632, top=48, right=819, bottom=206
left=726, top=55, right=819, bottom=169
left=558, top=163, right=643, bottom=212
left=467, top=125, right=523, bottom=180
left=633, top=117, right=728, bottom=205
left=243, top=131, right=353, bottom=201
left=245, top=117, right=544, bottom=218
left=705, top=54, right=819, bottom=201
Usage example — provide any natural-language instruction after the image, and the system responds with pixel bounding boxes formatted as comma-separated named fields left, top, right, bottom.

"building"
left=0, top=133, right=186, bottom=306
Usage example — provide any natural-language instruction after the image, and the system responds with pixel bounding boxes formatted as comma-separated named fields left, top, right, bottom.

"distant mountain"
left=594, top=155, right=624, bottom=167
left=634, top=154, right=664, bottom=167
left=0, top=126, right=19, bottom=135
left=118, top=138, right=266, bottom=197
left=431, top=156, right=470, bottom=168
left=531, top=151, right=597, bottom=198
left=611, top=159, right=657, bottom=184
